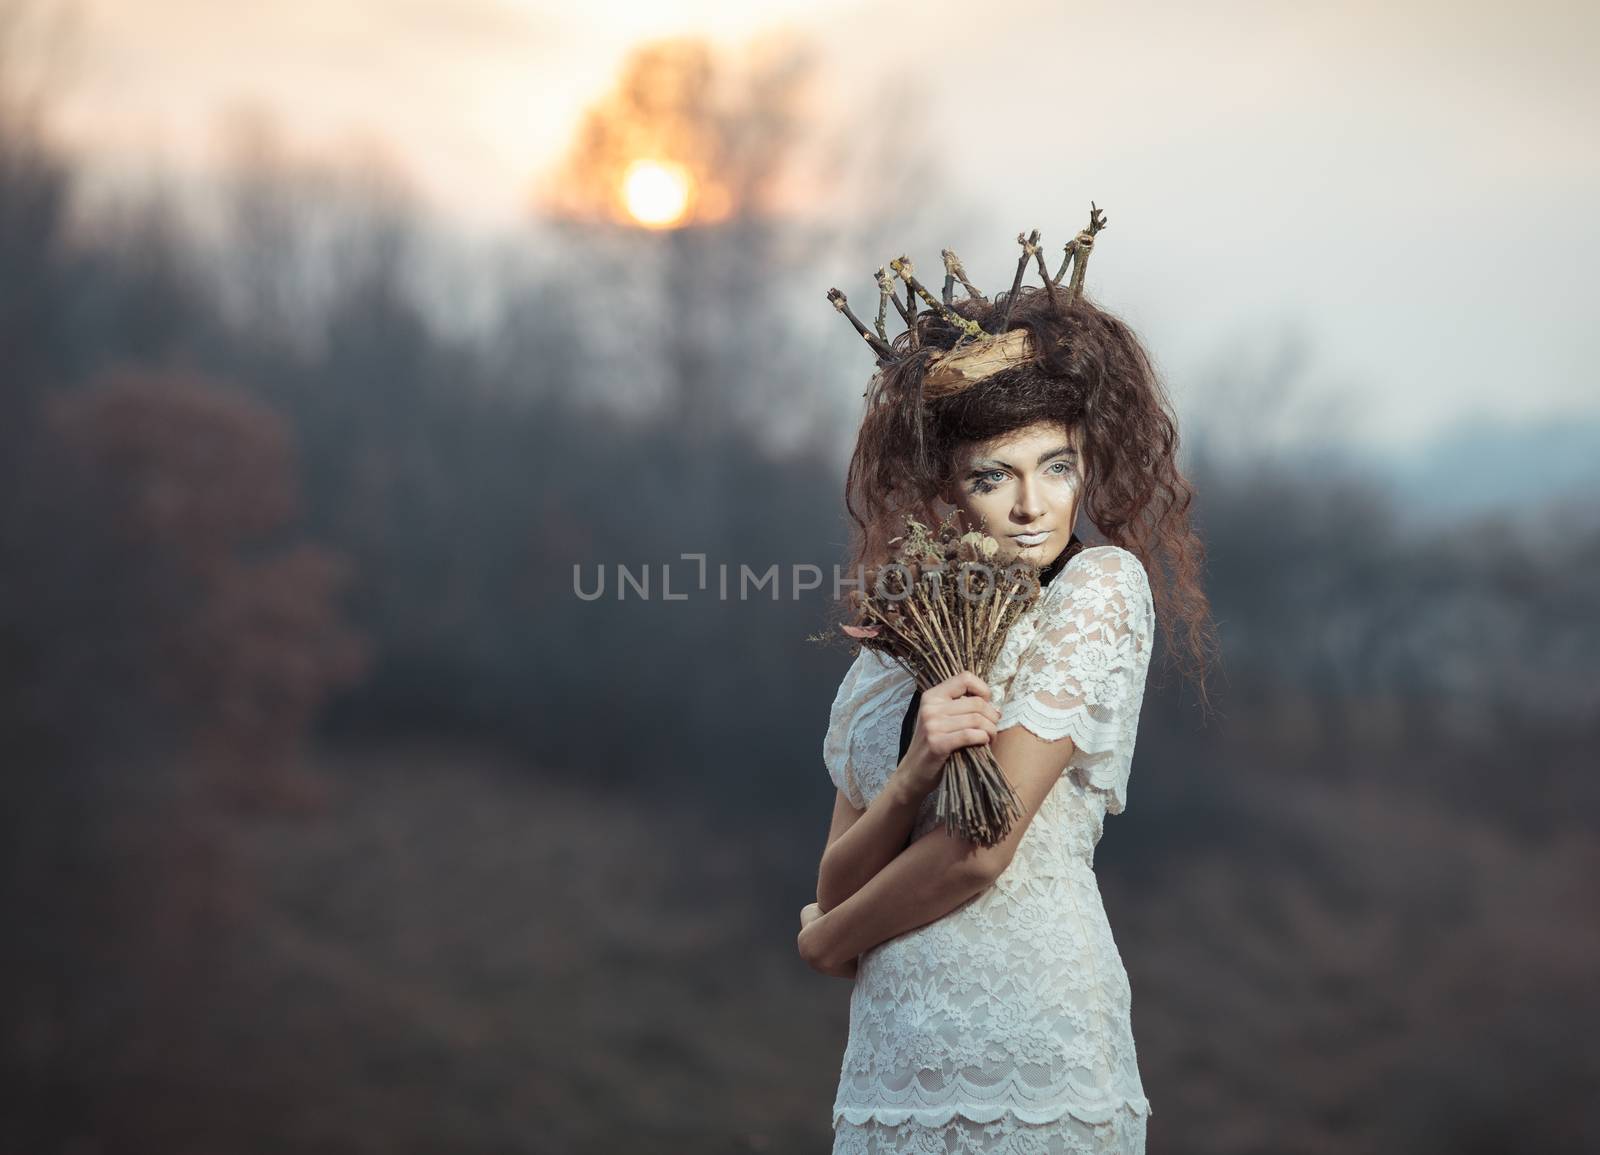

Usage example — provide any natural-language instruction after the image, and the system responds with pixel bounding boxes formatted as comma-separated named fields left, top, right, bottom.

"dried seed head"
left=956, top=562, right=996, bottom=600
left=955, top=531, right=996, bottom=564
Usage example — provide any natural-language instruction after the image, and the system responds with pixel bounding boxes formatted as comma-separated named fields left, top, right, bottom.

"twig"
left=827, top=288, right=896, bottom=360
left=941, top=248, right=985, bottom=304
left=1066, top=202, right=1108, bottom=300
left=873, top=266, right=892, bottom=342
left=1000, top=229, right=1040, bottom=330
left=890, top=256, right=986, bottom=341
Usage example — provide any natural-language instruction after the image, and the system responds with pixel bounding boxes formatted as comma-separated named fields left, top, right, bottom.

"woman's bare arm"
left=806, top=821, right=997, bottom=971
left=799, top=725, right=1077, bottom=972
left=816, top=772, right=928, bottom=914
left=815, top=671, right=1001, bottom=914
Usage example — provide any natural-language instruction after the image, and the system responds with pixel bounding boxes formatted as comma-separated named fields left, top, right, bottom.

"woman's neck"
left=1039, top=532, right=1084, bottom=587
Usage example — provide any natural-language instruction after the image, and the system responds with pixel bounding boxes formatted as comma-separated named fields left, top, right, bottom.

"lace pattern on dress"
left=822, top=546, right=1158, bottom=1149
left=833, top=1102, right=1149, bottom=1154
left=987, top=546, right=1154, bottom=815
left=823, top=648, right=916, bottom=811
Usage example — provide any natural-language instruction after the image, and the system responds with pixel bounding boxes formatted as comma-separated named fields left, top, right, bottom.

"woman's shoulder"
left=830, top=645, right=909, bottom=707
left=1054, top=543, right=1151, bottom=598
left=828, top=646, right=872, bottom=705
left=1042, top=544, right=1155, bottom=632
left=1064, top=542, right=1146, bottom=575
left=843, top=644, right=901, bottom=677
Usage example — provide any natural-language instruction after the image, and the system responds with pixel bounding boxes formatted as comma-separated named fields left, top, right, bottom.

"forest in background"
left=2, top=23, right=1598, bottom=1155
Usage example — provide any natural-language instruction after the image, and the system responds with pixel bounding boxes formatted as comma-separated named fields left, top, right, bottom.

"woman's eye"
left=1049, top=460, right=1076, bottom=476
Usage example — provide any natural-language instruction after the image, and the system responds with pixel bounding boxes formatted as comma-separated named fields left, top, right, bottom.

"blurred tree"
left=45, top=366, right=369, bottom=809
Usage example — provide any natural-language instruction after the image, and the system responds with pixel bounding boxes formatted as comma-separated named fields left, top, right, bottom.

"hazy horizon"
left=24, top=0, right=1600, bottom=461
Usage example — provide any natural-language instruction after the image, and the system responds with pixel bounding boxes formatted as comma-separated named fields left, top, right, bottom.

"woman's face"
left=940, top=420, right=1085, bottom=568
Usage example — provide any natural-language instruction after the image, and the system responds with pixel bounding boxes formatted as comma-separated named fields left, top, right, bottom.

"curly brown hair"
left=841, top=282, right=1217, bottom=706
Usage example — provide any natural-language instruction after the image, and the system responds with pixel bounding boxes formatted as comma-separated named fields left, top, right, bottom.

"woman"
left=797, top=239, right=1215, bottom=1153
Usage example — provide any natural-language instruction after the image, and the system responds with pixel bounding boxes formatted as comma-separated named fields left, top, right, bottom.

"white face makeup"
left=940, top=421, right=1085, bottom=569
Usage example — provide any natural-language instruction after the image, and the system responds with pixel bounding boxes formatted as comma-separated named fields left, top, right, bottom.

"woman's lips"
left=1010, top=531, right=1051, bottom=546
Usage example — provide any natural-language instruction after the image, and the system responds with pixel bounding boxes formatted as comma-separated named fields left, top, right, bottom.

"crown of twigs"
left=826, top=202, right=1107, bottom=398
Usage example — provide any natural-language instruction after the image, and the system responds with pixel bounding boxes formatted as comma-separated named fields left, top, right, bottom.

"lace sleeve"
left=996, top=547, right=1156, bottom=814
left=822, top=651, right=868, bottom=810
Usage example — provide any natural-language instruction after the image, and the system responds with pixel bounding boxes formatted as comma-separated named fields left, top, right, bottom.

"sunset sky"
left=29, top=0, right=1599, bottom=454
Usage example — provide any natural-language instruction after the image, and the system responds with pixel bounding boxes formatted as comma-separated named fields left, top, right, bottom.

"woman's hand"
left=894, top=670, right=1000, bottom=799
left=798, top=904, right=858, bottom=979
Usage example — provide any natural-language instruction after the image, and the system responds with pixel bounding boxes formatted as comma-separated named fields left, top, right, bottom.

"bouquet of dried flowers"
left=841, top=509, right=1045, bottom=848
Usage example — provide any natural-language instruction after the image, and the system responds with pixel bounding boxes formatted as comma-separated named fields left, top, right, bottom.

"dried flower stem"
left=839, top=510, right=1043, bottom=846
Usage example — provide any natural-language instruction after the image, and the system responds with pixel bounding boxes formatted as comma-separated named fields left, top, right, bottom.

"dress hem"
left=833, top=1095, right=1152, bottom=1128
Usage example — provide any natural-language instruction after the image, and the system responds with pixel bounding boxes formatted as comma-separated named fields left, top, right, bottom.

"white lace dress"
left=822, top=545, right=1156, bottom=1154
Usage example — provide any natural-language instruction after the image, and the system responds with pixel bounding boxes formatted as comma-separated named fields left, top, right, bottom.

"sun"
left=622, top=159, right=694, bottom=228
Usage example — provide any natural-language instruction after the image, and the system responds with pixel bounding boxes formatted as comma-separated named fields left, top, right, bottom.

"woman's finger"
left=940, top=709, right=997, bottom=736
left=954, top=671, right=991, bottom=699
left=932, top=670, right=991, bottom=701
